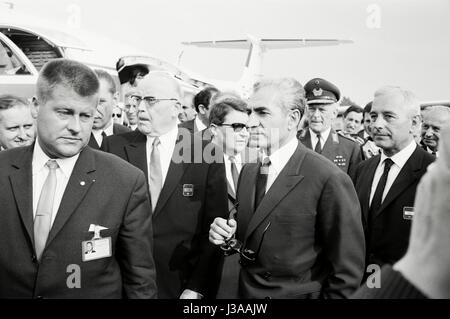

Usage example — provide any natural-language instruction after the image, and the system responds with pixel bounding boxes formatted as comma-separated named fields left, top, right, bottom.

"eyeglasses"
left=219, top=123, right=249, bottom=132
left=112, top=113, right=122, bottom=118
left=130, top=95, right=178, bottom=107
left=221, top=209, right=271, bottom=267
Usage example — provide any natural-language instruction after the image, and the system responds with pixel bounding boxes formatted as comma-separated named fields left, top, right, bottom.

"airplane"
left=0, top=2, right=200, bottom=99
left=179, top=34, right=353, bottom=98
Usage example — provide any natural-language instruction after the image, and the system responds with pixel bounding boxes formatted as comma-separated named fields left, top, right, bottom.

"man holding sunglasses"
left=102, top=72, right=228, bottom=299
left=208, top=96, right=250, bottom=298
left=209, top=78, right=365, bottom=299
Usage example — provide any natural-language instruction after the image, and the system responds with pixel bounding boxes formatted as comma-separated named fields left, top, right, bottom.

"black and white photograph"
left=0, top=0, right=448, bottom=314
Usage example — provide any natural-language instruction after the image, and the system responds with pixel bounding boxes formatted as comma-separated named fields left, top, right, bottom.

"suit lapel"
left=360, top=156, right=381, bottom=226
left=124, top=131, right=148, bottom=179
left=9, top=146, right=34, bottom=245
left=244, top=144, right=306, bottom=240
left=236, top=163, right=259, bottom=240
left=321, top=130, right=338, bottom=159
left=299, top=130, right=313, bottom=150
left=374, top=146, right=424, bottom=219
left=152, top=131, right=188, bottom=218
left=45, top=147, right=96, bottom=246
left=88, top=133, right=100, bottom=149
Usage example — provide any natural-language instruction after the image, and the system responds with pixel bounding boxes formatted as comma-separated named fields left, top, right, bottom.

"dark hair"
left=0, top=94, right=29, bottom=111
left=363, top=101, right=372, bottom=115
left=209, top=97, right=248, bottom=126
left=344, top=104, right=363, bottom=118
left=94, top=69, right=117, bottom=94
left=194, top=86, right=219, bottom=113
left=129, top=65, right=149, bottom=85
left=37, top=59, right=99, bottom=103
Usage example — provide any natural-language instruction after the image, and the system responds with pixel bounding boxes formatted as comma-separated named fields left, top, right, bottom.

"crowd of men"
left=0, top=58, right=448, bottom=299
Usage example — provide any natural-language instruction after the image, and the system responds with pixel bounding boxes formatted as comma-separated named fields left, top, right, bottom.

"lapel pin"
left=80, top=181, right=86, bottom=186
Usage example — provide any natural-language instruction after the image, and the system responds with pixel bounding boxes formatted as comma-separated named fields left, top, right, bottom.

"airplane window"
left=0, top=40, right=31, bottom=75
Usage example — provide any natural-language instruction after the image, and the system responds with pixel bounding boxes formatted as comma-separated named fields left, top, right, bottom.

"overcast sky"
left=7, top=0, right=450, bottom=105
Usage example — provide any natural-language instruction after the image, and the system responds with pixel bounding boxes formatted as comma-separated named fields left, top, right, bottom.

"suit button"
left=31, top=255, right=38, bottom=263
left=262, top=272, right=271, bottom=280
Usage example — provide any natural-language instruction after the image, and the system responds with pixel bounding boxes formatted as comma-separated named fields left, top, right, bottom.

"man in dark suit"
left=178, top=86, right=219, bottom=134
left=88, top=70, right=130, bottom=150
left=210, top=78, right=365, bottom=299
left=0, top=59, right=157, bottom=298
left=353, top=124, right=450, bottom=299
left=298, top=78, right=362, bottom=178
left=353, top=86, right=435, bottom=275
left=208, top=96, right=251, bottom=298
left=102, top=72, right=228, bottom=299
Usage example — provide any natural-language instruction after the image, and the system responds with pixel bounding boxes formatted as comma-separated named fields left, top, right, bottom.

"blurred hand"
left=179, top=289, right=203, bottom=299
left=209, top=218, right=237, bottom=245
left=394, top=124, right=450, bottom=298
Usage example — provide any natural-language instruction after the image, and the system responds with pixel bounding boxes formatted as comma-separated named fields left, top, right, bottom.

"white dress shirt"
left=32, top=140, right=79, bottom=226
left=310, top=127, right=331, bottom=150
left=195, top=116, right=207, bottom=132
left=92, top=120, right=114, bottom=147
left=264, top=137, right=299, bottom=193
left=223, top=153, right=243, bottom=194
left=146, top=125, right=178, bottom=187
left=369, top=140, right=417, bottom=205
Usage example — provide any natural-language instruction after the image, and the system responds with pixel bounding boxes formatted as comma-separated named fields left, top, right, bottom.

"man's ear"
left=31, top=97, right=39, bottom=119
left=411, top=114, right=422, bottom=133
left=209, top=124, right=218, bottom=138
left=288, top=109, right=301, bottom=131
left=198, top=104, right=207, bottom=115
left=113, top=91, right=120, bottom=105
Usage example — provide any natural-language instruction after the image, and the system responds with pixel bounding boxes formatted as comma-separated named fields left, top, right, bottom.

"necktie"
left=149, top=137, right=162, bottom=211
left=370, top=158, right=394, bottom=216
left=229, top=156, right=239, bottom=192
left=100, top=131, right=107, bottom=148
left=314, top=134, right=322, bottom=153
left=34, top=159, right=59, bottom=261
left=254, top=157, right=271, bottom=212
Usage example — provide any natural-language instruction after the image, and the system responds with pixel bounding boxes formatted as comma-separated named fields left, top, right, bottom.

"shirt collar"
left=195, top=116, right=207, bottom=132
left=92, top=120, right=114, bottom=136
left=309, top=127, right=331, bottom=143
left=32, top=139, right=80, bottom=179
left=224, top=152, right=242, bottom=164
left=267, top=137, right=298, bottom=174
left=147, top=124, right=179, bottom=150
left=380, top=139, right=417, bottom=169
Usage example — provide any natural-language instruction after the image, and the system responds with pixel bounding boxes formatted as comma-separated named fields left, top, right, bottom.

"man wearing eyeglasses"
left=102, top=71, right=228, bottom=299
left=87, top=70, right=130, bottom=150
left=209, top=78, right=365, bottom=299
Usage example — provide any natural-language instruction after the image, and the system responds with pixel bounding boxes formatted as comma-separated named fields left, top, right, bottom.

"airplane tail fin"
left=182, top=35, right=353, bottom=97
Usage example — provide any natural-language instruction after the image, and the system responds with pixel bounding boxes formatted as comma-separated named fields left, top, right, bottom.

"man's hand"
left=394, top=124, right=450, bottom=298
left=179, top=289, right=203, bottom=299
left=209, top=218, right=237, bottom=245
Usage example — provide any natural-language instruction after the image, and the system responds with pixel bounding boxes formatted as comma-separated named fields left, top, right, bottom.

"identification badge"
left=82, top=224, right=112, bottom=262
left=183, top=184, right=194, bottom=196
left=403, top=207, right=414, bottom=220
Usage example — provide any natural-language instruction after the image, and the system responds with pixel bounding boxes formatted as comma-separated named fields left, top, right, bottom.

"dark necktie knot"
left=383, top=158, right=394, bottom=172
left=101, top=131, right=107, bottom=138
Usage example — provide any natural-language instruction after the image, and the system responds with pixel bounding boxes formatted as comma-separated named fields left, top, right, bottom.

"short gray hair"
left=253, top=78, right=306, bottom=116
left=373, top=86, right=420, bottom=117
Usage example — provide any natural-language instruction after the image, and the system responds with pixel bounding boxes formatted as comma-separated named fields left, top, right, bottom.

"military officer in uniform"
left=298, top=78, right=362, bottom=177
